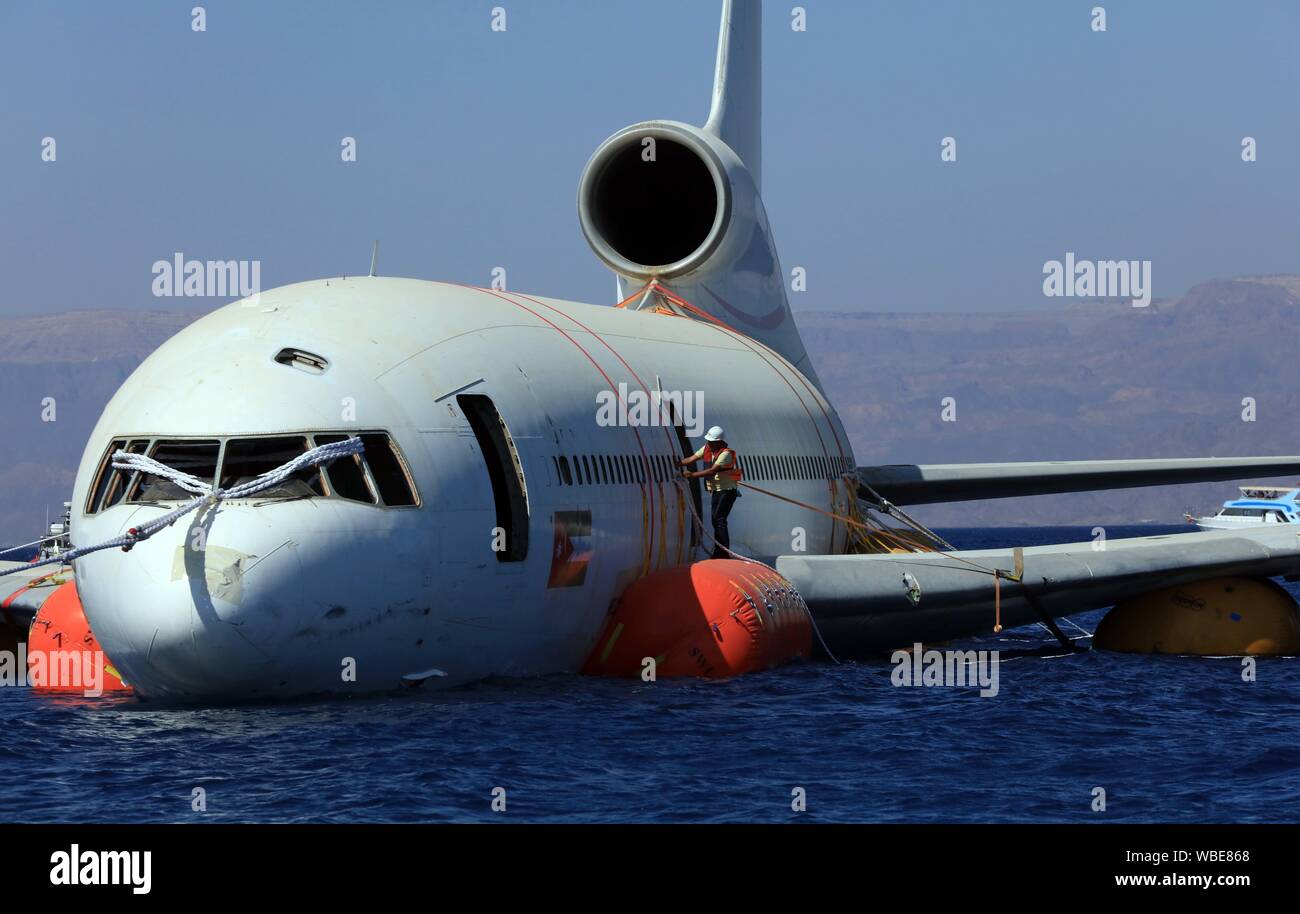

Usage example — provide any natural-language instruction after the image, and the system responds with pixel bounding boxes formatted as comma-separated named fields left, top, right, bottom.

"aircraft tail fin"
left=704, top=0, right=762, bottom=190
left=577, top=0, right=826, bottom=389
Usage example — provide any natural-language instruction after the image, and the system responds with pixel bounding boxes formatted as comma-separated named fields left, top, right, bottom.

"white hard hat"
left=704, top=425, right=725, bottom=442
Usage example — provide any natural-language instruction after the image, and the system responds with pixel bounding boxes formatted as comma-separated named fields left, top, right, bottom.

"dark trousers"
left=710, top=489, right=739, bottom=558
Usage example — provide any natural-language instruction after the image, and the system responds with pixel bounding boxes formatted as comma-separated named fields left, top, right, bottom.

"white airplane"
left=61, top=0, right=1300, bottom=700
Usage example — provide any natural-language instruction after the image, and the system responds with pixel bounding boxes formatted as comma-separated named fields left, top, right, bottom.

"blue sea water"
left=2, top=524, right=1298, bottom=824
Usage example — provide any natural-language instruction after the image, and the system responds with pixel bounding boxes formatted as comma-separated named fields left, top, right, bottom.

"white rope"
left=0, top=532, right=64, bottom=558
left=1036, top=618, right=1094, bottom=642
left=1061, top=617, right=1095, bottom=639
left=0, top=437, right=365, bottom=578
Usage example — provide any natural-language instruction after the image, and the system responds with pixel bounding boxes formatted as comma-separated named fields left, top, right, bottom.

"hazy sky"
left=1, top=0, right=1297, bottom=318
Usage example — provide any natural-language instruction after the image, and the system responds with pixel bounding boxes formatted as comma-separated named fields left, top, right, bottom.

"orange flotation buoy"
left=582, top=559, right=813, bottom=679
left=26, top=581, right=132, bottom=694
left=1094, top=576, right=1300, bottom=656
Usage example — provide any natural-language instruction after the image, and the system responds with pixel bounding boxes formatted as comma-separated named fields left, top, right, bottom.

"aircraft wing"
left=776, top=526, right=1300, bottom=655
left=856, top=457, right=1300, bottom=506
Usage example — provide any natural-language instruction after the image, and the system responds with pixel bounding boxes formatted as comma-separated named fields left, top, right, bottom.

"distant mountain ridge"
left=0, top=310, right=198, bottom=538
left=803, top=274, right=1300, bottom=525
left=2, top=277, right=1298, bottom=538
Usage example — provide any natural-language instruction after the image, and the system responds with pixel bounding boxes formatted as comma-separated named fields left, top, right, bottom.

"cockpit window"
left=84, top=431, right=418, bottom=513
left=313, top=434, right=376, bottom=504
left=129, top=440, right=221, bottom=503
left=99, top=439, right=151, bottom=510
left=220, top=436, right=324, bottom=499
left=86, top=438, right=126, bottom=512
left=359, top=433, right=418, bottom=507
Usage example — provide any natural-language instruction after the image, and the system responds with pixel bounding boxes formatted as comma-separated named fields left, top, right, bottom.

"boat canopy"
left=1236, top=485, right=1299, bottom=499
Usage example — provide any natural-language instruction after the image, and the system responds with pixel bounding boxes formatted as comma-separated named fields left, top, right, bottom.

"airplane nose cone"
left=76, top=508, right=305, bottom=700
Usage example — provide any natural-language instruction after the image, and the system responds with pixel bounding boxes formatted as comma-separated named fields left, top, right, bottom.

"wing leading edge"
left=856, top=456, right=1300, bottom=506
left=777, top=526, right=1300, bottom=656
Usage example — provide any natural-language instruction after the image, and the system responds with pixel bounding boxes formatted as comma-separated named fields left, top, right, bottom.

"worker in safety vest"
left=680, top=425, right=742, bottom=559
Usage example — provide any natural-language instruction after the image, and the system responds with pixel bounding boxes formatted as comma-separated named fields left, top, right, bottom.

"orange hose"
left=994, top=575, right=1003, bottom=633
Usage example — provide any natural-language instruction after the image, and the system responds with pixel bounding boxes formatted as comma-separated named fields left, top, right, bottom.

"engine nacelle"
left=577, top=119, right=823, bottom=388
left=579, top=120, right=736, bottom=281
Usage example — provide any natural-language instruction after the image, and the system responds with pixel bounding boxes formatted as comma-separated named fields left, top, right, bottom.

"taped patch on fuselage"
left=171, top=544, right=255, bottom=604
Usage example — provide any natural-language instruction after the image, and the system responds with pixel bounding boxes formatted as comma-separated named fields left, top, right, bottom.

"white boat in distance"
left=1186, top=486, right=1300, bottom=530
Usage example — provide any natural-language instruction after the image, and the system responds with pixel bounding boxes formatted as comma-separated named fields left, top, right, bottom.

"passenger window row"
left=84, top=432, right=419, bottom=514
left=550, top=452, right=855, bottom=486
left=744, top=453, right=855, bottom=483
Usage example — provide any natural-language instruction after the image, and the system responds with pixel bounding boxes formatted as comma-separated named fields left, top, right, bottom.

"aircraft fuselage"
left=71, top=277, right=855, bottom=699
